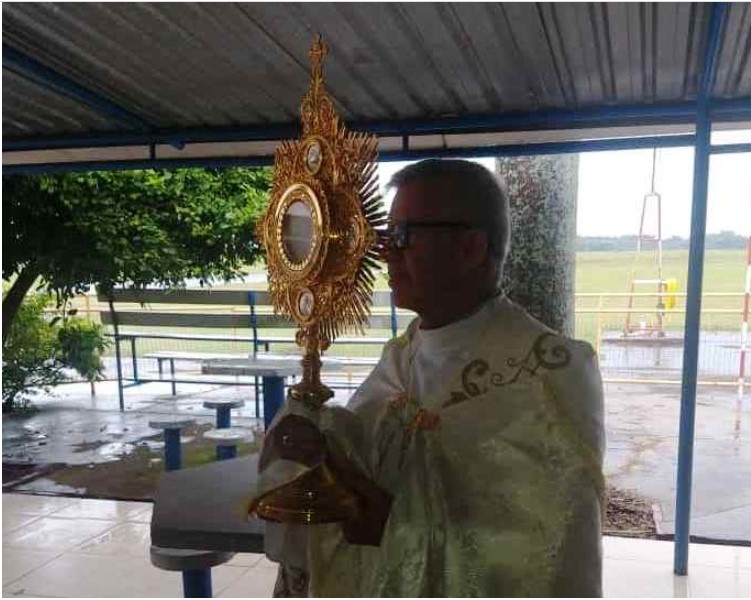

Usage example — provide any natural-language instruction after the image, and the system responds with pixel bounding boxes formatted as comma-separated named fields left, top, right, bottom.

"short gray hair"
left=388, top=159, right=511, bottom=278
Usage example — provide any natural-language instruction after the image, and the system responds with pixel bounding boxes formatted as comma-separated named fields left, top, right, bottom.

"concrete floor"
left=604, top=382, right=751, bottom=542
left=3, top=379, right=751, bottom=542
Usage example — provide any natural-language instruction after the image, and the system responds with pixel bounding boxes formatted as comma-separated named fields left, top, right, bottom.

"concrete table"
left=151, top=545, right=234, bottom=598
left=201, top=357, right=304, bottom=429
left=202, top=427, right=255, bottom=460
left=151, top=454, right=265, bottom=553
left=148, top=416, right=231, bottom=597
left=202, top=398, right=245, bottom=429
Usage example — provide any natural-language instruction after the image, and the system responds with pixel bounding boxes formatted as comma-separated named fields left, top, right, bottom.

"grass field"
left=574, top=249, right=748, bottom=345
left=74, top=249, right=749, bottom=358
left=576, top=248, right=747, bottom=296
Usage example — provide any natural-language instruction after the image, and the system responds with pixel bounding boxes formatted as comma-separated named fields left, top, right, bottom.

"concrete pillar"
left=496, top=155, right=579, bottom=336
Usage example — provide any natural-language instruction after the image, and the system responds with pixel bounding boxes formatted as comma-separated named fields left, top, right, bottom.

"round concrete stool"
left=148, top=417, right=196, bottom=471
left=202, top=427, right=255, bottom=460
left=150, top=545, right=234, bottom=598
left=202, top=399, right=245, bottom=429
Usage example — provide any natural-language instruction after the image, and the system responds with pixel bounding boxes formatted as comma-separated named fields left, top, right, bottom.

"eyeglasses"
left=381, top=221, right=476, bottom=250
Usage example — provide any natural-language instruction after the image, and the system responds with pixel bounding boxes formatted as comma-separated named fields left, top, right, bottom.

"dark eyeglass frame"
left=381, top=221, right=476, bottom=250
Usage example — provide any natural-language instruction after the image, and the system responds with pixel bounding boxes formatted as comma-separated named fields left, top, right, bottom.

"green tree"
left=2, top=292, right=66, bottom=410
left=2, top=168, right=272, bottom=343
left=2, top=290, right=112, bottom=412
left=58, top=317, right=110, bottom=396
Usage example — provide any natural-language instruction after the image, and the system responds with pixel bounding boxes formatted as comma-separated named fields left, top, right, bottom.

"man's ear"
left=461, top=231, right=489, bottom=268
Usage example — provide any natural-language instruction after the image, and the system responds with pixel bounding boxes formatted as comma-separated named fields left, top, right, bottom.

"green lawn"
left=576, top=248, right=748, bottom=295
left=575, top=248, right=748, bottom=345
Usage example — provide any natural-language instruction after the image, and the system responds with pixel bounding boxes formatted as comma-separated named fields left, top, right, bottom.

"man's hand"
left=258, top=413, right=393, bottom=547
left=259, top=414, right=326, bottom=471
left=340, top=481, right=392, bottom=546
left=324, top=438, right=393, bottom=546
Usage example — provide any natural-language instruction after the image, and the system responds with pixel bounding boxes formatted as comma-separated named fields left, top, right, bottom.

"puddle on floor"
left=16, top=477, right=87, bottom=495
left=10, top=437, right=261, bottom=501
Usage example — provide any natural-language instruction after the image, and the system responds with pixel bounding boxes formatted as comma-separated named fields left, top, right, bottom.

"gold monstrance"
left=249, top=37, right=385, bottom=524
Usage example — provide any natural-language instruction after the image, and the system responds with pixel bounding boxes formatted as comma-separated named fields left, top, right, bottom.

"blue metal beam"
left=2, top=124, right=301, bottom=152
left=709, top=142, right=751, bottom=154
left=5, top=97, right=750, bottom=154
left=713, top=96, right=751, bottom=108
left=2, top=134, right=698, bottom=175
left=5, top=97, right=751, bottom=153
left=2, top=44, right=153, bottom=132
left=379, top=135, right=697, bottom=162
left=1, top=156, right=275, bottom=175
left=674, top=1, right=728, bottom=577
left=8, top=133, right=749, bottom=175
left=363, top=102, right=701, bottom=136
left=709, top=96, right=751, bottom=121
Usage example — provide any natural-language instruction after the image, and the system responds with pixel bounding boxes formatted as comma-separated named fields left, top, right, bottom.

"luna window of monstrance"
left=250, top=36, right=386, bottom=524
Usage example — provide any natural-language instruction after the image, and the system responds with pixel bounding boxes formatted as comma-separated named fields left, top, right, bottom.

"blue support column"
left=248, top=291, right=261, bottom=419
left=215, top=407, right=233, bottom=461
left=130, top=336, right=138, bottom=383
left=164, top=429, right=182, bottom=471
left=216, top=445, right=237, bottom=460
left=674, top=105, right=709, bottom=577
left=216, top=406, right=231, bottom=429
left=248, top=291, right=260, bottom=355
left=181, top=569, right=212, bottom=598
left=114, top=334, right=125, bottom=412
left=673, top=2, right=728, bottom=577
left=262, top=375, right=285, bottom=430
left=170, top=359, right=177, bottom=396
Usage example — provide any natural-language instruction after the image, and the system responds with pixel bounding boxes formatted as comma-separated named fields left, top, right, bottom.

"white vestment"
left=260, top=295, right=605, bottom=597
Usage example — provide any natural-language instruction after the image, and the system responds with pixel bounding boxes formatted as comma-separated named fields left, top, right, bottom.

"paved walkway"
left=604, top=382, right=751, bottom=542
left=2, top=493, right=750, bottom=597
left=3, top=379, right=751, bottom=542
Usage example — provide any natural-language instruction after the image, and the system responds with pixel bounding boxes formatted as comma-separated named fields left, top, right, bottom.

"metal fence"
left=58, top=290, right=749, bottom=391
left=576, top=291, right=747, bottom=389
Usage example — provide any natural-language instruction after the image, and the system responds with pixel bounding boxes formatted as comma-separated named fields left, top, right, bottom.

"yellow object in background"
left=665, top=278, right=679, bottom=309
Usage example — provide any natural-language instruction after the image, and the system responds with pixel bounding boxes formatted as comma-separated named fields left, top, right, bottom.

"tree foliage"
left=2, top=291, right=110, bottom=412
left=2, top=292, right=66, bottom=411
left=2, top=167, right=272, bottom=341
left=58, top=318, right=110, bottom=384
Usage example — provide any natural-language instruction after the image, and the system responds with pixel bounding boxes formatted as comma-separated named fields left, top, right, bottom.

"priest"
left=260, top=159, right=605, bottom=597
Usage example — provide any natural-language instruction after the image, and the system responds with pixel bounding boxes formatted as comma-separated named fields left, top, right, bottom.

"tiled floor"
left=2, top=494, right=276, bottom=598
left=3, top=493, right=750, bottom=598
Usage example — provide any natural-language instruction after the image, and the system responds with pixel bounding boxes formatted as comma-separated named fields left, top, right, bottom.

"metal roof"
left=2, top=2, right=751, bottom=170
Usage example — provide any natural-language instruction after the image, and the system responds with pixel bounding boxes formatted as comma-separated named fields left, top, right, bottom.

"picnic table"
left=151, top=453, right=265, bottom=554
left=149, top=356, right=351, bottom=583
left=149, top=357, right=312, bottom=557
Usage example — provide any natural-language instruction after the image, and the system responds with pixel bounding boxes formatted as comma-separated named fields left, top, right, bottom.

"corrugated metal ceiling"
left=2, top=2, right=750, bottom=150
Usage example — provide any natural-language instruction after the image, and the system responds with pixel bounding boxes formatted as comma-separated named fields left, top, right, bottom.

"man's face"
left=383, top=180, right=479, bottom=314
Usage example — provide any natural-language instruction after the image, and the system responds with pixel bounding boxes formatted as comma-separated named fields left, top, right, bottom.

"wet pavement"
left=604, top=382, right=751, bottom=543
left=3, top=383, right=255, bottom=467
left=3, top=379, right=750, bottom=543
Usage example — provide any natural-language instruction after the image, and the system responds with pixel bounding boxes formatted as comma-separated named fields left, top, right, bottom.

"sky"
left=377, top=135, right=751, bottom=239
